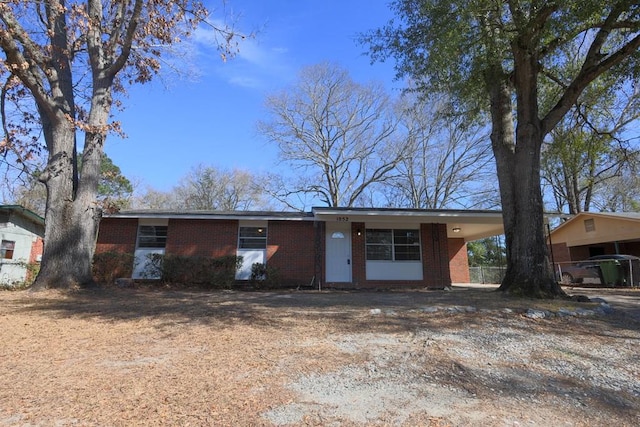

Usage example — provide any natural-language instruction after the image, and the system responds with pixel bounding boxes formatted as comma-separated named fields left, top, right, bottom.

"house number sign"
left=336, top=216, right=349, bottom=222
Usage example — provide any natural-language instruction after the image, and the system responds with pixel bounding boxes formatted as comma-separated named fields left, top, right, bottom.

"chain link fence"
left=469, top=266, right=506, bottom=284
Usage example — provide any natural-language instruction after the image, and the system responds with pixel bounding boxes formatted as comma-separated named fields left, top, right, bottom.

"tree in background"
left=7, top=172, right=47, bottom=215
left=174, top=164, right=267, bottom=211
left=542, top=81, right=640, bottom=214
left=8, top=152, right=132, bottom=215
left=381, top=92, right=494, bottom=209
left=258, top=62, right=405, bottom=207
left=132, top=187, right=178, bottom=210
left=591, top=168, right=640, bottom=212
left=467, top=237, right=506, bottom=267
left=93, top=153, right=134, bottom=212
left=0, top=1, right=242, bottom=289
left=132, top=165, right=267, bottom=211
left=364, top=1, right=640, bottom=297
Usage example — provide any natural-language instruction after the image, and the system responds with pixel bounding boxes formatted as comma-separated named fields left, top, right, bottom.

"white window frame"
left=136, top=225, right=168, bottom=249
left=365, top=228, right=421, bottom=262
left=238, top=226, right=267, bottom=249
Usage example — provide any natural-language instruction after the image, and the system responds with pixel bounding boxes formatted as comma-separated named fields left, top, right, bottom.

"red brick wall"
left=421, top=223, right=452, bottom=288
left=351, top=222, right=366, bottom=286
left=448, top=238, right=470, bottom=283
left=166, top=219, right=237, bottom=258
left=315, top=221, right=325, bottom=286
left=29, top=237, right=44, bottom=263
left=550, top=242, right=571, bottom=263
left=562, top=242, right=640, bottom=260
left=96, top=217, right=458, bottom=289
left=569, top=246, right=592, bottom=261
left=94, top=218, right=138, bottom=279
left=95, top=218, right=138, bottom=254
left=266, top=221, right=316, bottom=285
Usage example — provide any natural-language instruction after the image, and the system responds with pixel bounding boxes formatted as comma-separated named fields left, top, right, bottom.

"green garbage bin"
left=598, top=260, right=623, bottom=287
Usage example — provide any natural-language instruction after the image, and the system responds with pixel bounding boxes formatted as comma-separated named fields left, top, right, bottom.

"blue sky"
left=106, top=1, right=400, bottom=192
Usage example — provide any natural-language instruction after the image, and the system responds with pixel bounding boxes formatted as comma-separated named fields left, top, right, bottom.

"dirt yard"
left=0, top=285, right=639, bottom=426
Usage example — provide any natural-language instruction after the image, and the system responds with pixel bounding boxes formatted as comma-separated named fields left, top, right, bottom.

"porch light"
left=452, top=227, right=462, bottom=233
left=356, top=229, right=362, bottom=236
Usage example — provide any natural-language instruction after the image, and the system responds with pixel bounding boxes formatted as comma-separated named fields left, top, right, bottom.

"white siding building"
left=0, top=206, right=44, bottom=285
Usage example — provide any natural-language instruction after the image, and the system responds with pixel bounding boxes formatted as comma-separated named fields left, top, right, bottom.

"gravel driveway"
left=0, top=285, right=638, bottom=426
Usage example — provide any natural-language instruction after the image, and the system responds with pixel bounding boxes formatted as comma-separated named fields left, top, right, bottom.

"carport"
left=549, top=212, right=640, bottom=286
left=549, top=212, right=640, bottom=261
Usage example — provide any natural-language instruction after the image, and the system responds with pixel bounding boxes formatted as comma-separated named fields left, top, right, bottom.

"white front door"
left=326, top=222, right=352, bottom=282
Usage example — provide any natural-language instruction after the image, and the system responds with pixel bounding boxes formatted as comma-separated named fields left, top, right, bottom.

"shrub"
left=250, top=262, right=281, bottom=288
left=160, top=254, right=242, bottom=289
left=92, top=252, right=135, bottom=285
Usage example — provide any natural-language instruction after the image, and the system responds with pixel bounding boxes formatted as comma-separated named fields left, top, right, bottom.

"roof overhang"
left=105, top=208, right=506, bottom=242
left=105, top=210, right=314, bottom=222
left=312, top=207, right=504, bottom=242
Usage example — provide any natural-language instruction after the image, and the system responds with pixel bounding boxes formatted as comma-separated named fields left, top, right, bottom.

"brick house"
left=96, top=207, right=504, bottom=288
left=0, top=205, right=45, bottom=285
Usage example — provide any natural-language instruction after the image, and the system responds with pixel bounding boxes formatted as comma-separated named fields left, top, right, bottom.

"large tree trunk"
left=31, top=120, right=101, bottom=290
left=495, top=140, right=564, bottom=297
left=30, top=82, right=112, bottom=290
left=487, top=70, right=565, bottom=298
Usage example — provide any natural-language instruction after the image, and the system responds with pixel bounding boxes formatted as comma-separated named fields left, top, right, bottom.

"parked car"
left=559, top=254, right=640, bottom=286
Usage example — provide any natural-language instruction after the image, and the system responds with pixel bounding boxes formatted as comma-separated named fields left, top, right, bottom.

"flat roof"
left=106, top=209, right=314, bottom=221
left=106, top=207, right=505, bottom=241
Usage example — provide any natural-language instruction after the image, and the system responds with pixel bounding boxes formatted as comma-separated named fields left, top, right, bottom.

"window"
left=136, top=226, right=167, bottom=248
left=365, top=229, right=420, bottom=261
left=239, top=227, right=267, bottom=249
left=1, top=240, right=15, bottom=260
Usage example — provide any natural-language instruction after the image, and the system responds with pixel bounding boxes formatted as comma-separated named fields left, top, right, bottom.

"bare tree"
left=542, top=81, right=640, bottom=214
left=257, top=62, right=405, bottom=207
left=0, top=1, right=242, bottom=289
left=132, top=165, right=268, bottom=211
left=174, top=164, right=268, bottom=211
left=590, top=158, right=640, bottom=212
left=382, top=93, right=494, bottom=209
left=131, top=186, right=178, bottom=210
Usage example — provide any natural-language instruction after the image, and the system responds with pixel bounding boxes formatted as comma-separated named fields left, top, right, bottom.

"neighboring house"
left=549, top=212, right=640, bottom=263
left=96, top=207, right=504, bottom=288
left=0, top=205, right=45, bottom=285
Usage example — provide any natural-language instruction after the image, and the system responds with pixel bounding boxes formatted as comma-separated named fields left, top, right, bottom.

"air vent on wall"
left=584, top=218, right=595, bottom=232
